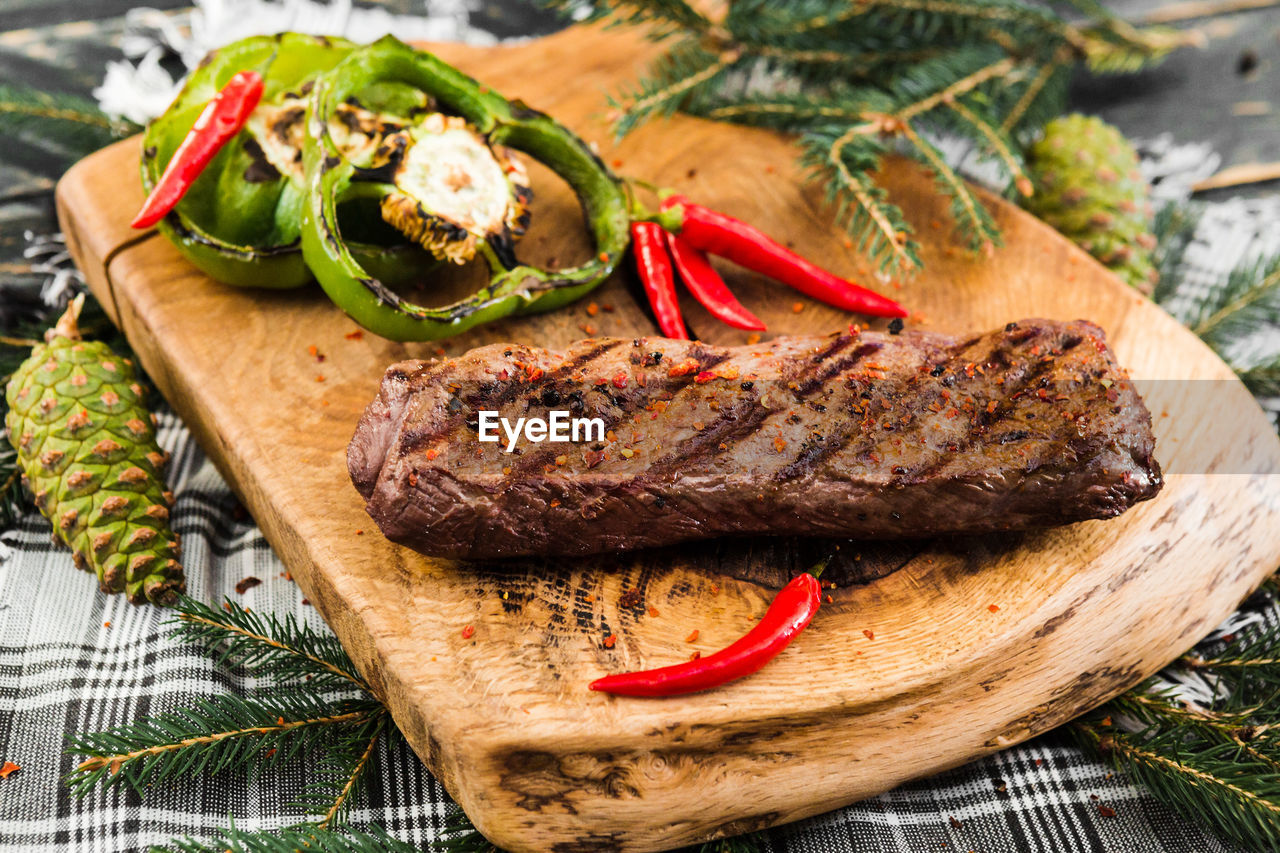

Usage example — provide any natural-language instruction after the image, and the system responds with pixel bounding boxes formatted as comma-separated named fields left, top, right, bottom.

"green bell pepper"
left=299, top=36, right=631, bottom=341
left=141, top=32, right=435, bottom=289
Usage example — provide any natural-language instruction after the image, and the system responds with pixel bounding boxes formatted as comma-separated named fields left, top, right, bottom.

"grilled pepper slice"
left=300, top=36, right=630, bottom=341
left=140, top=32, right=435, bottom=289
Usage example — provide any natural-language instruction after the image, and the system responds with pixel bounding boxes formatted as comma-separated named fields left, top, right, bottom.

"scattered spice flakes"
left=686, top=629, right=700, bottom=643
left=689, top=650, right=702, bottom=661
left=988, top=604, right=999, bottom=613
left=648, top=606, right=660, bottom=618
left=863, top=628, right=875, bottom=641
left=307, top=345, right=325, bottom=362
left=345, top=329, right=364, bottom=340
left=461, top=624, right=476, bottom=639
left=773, top=437, right=787, bottom=453
left=792, top=301, right=805, bottom=313
left=746, top=333, right=761, bottom=345
left=587, top=302, right=600, bottom=316
left=1097, top=805, right=1116, bottom=818
left=948, top=817, right=963, bottom=830
left=619, top=588, right=643, bottom=610
left=315, top=374, right=325, bottom=382
left=235, top=576, right=262, bottom=594
left=103, top=621, right=111, bottom=628
left=1, top=761, right=21, bottom=779
left=668, top=358, right=700, bottom=377
left=301, top=598, right=311, bottom=606
left=603, top=634, right=617, bottom=649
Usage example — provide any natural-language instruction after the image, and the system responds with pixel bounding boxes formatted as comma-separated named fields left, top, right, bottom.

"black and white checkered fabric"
left=0, top=159, right=1273, bottom=853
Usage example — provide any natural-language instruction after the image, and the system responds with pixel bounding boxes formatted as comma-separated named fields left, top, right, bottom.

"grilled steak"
left=349, top=320, right=1161, bottom=559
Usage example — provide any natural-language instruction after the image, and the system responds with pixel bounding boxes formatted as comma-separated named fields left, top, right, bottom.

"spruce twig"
left=570, top=0, right=1187, bottom=275
left=65, top=694, right=384, bottom=796
left=156, top=823, right=424, bottom=853
left=169, top=596, right=371, bottom=692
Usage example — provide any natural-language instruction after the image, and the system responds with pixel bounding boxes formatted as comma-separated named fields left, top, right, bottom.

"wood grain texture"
left=56, top=24, right=1280, bottom=852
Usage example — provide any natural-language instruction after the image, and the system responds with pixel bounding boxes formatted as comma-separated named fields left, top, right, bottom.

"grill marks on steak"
left=349, top=320, right=1162, bottom=559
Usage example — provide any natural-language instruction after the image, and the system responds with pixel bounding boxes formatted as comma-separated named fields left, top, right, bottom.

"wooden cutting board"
left=56, top=23, right=1280, bottom=853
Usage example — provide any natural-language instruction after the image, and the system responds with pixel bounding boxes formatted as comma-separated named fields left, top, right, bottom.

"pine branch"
left=155, top=823, right=423, bottom=853
left=295, top=711, right=390, bottom=828
left=168, top=596, right=371, bottom=693
left=1191, top=255, right=1280, bottom=348
left=611, top=39, right=739, bottom=136
left=899, top=121, right=1001, bottom=252
left=598, top=0, right=1185, bottom=275
left=0, top=83, right=134, bottom=161
left=543, top=0, right=711, bottom=38
left=65, top=693, right=384, bottom=797
left=1075, top=720, right=1280, bottom=850
left=1237, top=356, right=1280, bottom=398
left=433, top=807, right=771, bottom=852
left=944, top=98, right=1032, bottom=196
left=801, top=127, right=922, bottom=274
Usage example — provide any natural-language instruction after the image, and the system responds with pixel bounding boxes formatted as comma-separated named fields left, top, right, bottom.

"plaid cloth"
left=2, top=186, right=1272, bottom=853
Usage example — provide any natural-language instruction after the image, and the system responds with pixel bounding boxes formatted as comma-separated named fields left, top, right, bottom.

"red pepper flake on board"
left=603, top=634, right=617, bottom=649
left=345, top=329, right=364, bottom=340
left=1, top=761, right=22, bottom=779
left=461, top=625, right=475, bottom=639
left=863, top=629, right=875, bottom=641
left=648, top=606, right=660, bottom=618
left=686, top=629, right=700, bottom=643
left=425, top=449, right=438, bottom=461
left=587, top=302, right=600, bottom=316
left=689, top=651, right=702, bottom=661
left=619, top=588, right=643, bottom=610
left=611, top=372, right=628, bottom=389
left=1097, top=805, right=1116, bottom=818
left=668, top=359, right=700, bottom=377
left=988, top=604, right=1000, bottom=612
left=792, top=301, right=805, bottom=313
left=235, top=576, right=262, bottom=594
left=773, top=437, right=787, bottom=453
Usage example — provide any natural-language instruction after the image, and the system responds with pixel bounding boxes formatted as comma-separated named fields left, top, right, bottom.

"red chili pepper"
left=589, top=572, right=821, bottom=696
left=670, top=200, right=907, bottom=318
left=664, top=230, right=766, bottom=332
left=131, top=70, right=265, bottom=229
left=630, top=221, right=688, bottom=339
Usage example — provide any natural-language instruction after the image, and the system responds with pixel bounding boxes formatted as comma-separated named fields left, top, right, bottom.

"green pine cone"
left=4, top=297, right=185, bottom=605
left=1024, top=114, right=1158, bottom=294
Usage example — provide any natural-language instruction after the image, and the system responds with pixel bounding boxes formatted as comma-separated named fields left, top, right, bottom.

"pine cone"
left=1024, top=114, right=1158, bottom=294
left=4, top=297, right=185, bottom=604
